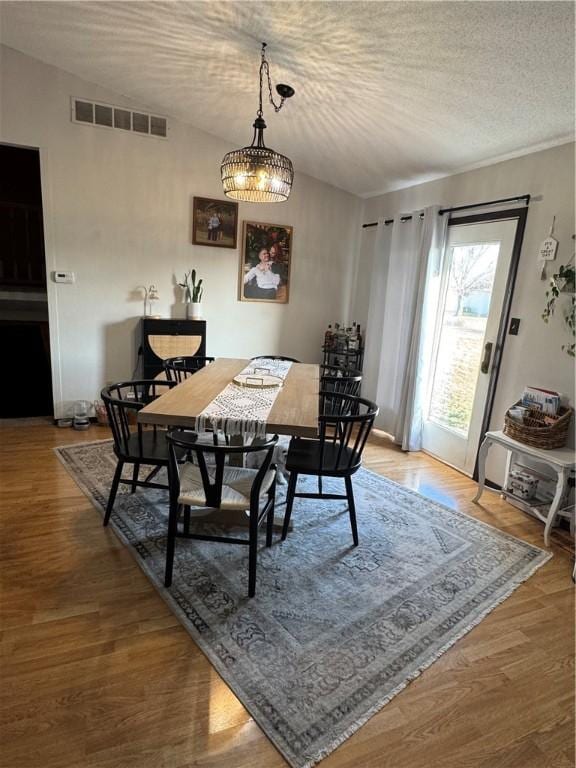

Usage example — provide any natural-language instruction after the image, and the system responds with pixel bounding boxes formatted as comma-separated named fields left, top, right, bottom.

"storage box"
left=506, top=468, right=539, bottom=501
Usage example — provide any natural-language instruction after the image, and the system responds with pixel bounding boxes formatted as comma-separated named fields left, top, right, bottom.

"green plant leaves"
left=544, top=263, right=576, bottom=357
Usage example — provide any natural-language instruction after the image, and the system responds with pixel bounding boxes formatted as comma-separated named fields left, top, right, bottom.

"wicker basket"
left=503, top=402, right=573, bottom=449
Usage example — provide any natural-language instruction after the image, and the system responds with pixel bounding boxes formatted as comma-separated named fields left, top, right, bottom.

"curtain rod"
left=361, top=194, right=531, bottom=229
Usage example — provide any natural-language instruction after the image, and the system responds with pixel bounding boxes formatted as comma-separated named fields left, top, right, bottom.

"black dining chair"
left=281, top=392, right=378, bottom=546
left=164, top=356, right=215, bottom=383
left=101, top=379, right=181, bottom=526
left=250, top=355, right=301, bottom=363
left=164, top=356, right=229, bottom=447
left=320, top=365, right=363, bottom=398
left=164, top=431, right=278, bottom=597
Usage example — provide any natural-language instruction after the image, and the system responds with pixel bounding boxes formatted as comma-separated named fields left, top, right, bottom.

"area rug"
left=55, top=439, right=551, bottom=768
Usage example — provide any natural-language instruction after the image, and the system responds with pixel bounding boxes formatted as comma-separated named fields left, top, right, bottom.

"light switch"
left=53, top=271, right=75, bottom=284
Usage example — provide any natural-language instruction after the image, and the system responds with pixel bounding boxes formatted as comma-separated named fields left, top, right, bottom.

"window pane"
left=428, top=242, right=499, bottom=436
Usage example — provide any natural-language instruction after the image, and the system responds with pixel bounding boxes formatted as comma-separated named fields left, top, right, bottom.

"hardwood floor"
left=0, top=423, right=573, bottom=768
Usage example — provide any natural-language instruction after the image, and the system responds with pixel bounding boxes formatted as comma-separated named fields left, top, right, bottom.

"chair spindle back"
left=317, top=391, right=378, bottom=473
left=101, top=380, right=174, bottom=457
left=164, top=356, right=215, bottom=383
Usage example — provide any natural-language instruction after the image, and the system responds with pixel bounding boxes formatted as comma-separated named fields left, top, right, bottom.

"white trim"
left=421, top=447, right=473, bottom=478
left=38, top=145, right=64, bottom=418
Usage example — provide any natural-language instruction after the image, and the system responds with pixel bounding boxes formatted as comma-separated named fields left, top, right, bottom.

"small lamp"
left=140, top=284, right=160, bottom=318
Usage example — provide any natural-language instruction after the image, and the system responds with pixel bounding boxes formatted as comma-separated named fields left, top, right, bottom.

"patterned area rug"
left=55, top=439, right=551, bottom=768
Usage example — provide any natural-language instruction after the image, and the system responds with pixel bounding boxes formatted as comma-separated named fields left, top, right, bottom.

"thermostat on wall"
left=53, top=271, right=75, bottom=283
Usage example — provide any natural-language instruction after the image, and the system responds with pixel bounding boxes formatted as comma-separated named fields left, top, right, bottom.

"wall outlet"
left=53, top=271, right=75, bottom=283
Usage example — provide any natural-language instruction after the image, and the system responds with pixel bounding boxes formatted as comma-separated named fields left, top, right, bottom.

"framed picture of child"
left=239, top=221, right=293, bottom=303
left=192, top=197, right=238, bottom=249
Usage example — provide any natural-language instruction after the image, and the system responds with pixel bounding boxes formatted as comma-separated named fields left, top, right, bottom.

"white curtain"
left=363, top=205, right=448, bottom=450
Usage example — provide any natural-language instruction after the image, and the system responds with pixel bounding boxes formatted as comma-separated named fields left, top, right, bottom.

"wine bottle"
left=324, top=324, right=333, bottom=350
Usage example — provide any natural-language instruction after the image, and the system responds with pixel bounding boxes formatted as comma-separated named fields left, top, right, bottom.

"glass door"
left=421, top=218, right=518, bottom=475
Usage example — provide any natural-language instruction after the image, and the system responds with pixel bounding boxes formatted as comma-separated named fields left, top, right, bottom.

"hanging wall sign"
left=538, top=216, right=559, bottom=280
left=539, top=217, right=559, bottom=261
left=539, top=236, right=559, bottom=261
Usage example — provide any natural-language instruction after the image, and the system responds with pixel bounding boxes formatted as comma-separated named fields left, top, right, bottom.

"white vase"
left=190, top=301, right=202, bottom=319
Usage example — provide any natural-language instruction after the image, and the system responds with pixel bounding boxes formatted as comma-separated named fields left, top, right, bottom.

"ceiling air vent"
left=71, top=97, right=168, bottom=140
left=95, top=104, right=113, bottom=127
left=132, top=112, right=149, bottom=134
left=75, top=100, right=94, bottom=123
left=150, top=116, right=167, bottom=138
left=114, top=108, right=131, bottom=130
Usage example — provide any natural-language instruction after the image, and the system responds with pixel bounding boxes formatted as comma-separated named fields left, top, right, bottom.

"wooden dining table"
left=138, top=357, right=320, bottom=437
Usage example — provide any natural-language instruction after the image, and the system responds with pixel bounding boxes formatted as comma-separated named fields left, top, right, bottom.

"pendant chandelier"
left=221, top=43, right=295, bottom=203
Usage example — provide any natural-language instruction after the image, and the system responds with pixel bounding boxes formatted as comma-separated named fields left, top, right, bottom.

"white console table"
left=473, top=430, right=575, bottom=546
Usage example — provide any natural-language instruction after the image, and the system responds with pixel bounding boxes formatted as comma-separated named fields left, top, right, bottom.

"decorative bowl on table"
left=233, top=373, right=283, bottom=389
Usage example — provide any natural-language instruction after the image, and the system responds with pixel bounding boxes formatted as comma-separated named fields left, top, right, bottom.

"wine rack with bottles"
left=322, top=321, right=364, bottom=370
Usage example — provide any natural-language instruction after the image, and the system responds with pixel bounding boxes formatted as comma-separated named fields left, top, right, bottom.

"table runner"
left=196, top=359, right=293, bottom=437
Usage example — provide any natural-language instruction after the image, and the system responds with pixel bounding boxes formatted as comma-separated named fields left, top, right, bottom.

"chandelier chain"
left=257, top=43, right=285, bottom=117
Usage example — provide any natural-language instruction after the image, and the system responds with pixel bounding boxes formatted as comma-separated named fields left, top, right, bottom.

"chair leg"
left=131, top=462, right=140, bottom=493
left=281, top=472, right=298, bottom=541
left=248, top=506, right=259, bottom=598
left=183, top=505, right=191, bottom=536
left=103, top=460, right=124, bottom=526
left=318, top=475, right=323, bottom=496
left=164, top=501, right=180, bottom=588
left=266, top=481, right=276, bottom=548
left=345, top=475, right=359, bottom=546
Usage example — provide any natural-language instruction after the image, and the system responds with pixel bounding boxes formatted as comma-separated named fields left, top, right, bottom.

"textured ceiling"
left=1, top=1, right=574, bottom=197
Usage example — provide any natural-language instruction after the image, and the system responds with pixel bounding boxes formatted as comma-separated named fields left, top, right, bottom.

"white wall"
left=0, top=46, right=362, bottom=417
left=353, top=142, right=576, bottom=484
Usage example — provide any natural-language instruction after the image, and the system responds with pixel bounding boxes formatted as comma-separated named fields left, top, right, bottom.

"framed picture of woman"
left=192, top=197, right=238, bottom=249
left=239, top=221, right=293, bottom=303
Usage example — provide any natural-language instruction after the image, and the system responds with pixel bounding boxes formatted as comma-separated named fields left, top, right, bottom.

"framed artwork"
left=192, top=197, right=238, bottom=249
left=239, top=221, right=293, bottom=304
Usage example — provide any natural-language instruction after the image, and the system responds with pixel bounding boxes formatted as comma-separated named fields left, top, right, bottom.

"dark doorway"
left=0, top=145, right=53, bottom=417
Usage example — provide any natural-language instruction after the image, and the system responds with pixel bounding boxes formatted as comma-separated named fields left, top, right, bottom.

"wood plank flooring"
left=0, top=423, right=573, bottom=768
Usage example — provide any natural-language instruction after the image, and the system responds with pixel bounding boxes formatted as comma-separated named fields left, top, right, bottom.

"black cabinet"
left=141, top=318, right=207, bottom=378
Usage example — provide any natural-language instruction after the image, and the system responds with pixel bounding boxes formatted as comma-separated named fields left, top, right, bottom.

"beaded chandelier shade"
left=221, top=43, right=295, bottom=203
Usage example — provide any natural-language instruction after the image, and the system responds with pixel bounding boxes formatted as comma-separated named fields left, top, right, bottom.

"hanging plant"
left=542, top=262, right=575, bottom=357
left=562, top=294, right=575, bottom=357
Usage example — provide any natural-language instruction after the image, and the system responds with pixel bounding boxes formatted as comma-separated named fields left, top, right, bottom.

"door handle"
left=480, top=342, right=493, bottom=374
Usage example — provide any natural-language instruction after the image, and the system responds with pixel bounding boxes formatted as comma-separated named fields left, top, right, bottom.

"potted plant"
left=179, top=269, right=203, bottom=319
left=542, top=261, right=575, bottom=358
